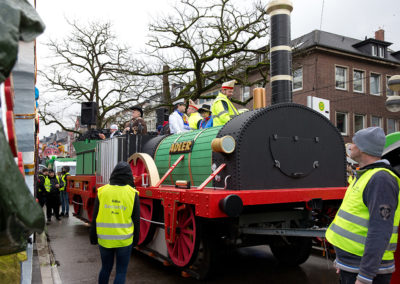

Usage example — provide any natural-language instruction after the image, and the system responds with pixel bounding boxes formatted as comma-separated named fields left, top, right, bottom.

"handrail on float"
left=154, top=155, right=185, bottom=188
left=197, top=163, right=226, bottom=190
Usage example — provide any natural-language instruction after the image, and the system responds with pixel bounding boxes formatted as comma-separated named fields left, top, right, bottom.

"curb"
left=35, top=231, right=62, bottom=284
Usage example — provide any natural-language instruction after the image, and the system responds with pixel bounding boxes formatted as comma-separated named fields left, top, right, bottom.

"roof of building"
left=291, top=30, right=400, bottom=64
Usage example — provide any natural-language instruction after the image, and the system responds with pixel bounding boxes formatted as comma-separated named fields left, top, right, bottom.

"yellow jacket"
left=211, top=93, right=239, bottom=126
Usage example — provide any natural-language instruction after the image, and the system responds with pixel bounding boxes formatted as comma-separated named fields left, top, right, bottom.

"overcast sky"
left=35, top=0, right=400, bottom=138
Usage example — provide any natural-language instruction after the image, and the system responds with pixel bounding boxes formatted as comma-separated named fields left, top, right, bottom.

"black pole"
left=266, top=0, right=293, bottom=104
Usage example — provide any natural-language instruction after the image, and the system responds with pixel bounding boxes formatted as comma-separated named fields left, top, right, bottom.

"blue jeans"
left=340, top=270, right=392, bottom=284
left=60, top=191, right=69, bottom=214
left=98, top=244, right=132, bottom=284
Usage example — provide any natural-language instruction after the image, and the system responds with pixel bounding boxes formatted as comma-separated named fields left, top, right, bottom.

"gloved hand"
left=90, top=235, right=98, bottom=245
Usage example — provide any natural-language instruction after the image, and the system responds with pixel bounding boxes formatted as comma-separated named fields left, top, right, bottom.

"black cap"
left=198, top=104, right=211, bottom=113
left=130, top=106, right=143, bottom=117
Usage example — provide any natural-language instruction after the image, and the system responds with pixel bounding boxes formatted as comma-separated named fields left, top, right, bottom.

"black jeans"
left=46, top=194, right=60, bottom=220
left=340, top=270, right=392, bottom=284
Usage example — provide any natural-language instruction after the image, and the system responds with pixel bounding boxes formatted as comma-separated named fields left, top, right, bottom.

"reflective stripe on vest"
left=96, top=184, right=138, bottom=248
left=326, top=168, right=400, bottom=260
left=60, top=173, right=69, bottom=191
left=45, top=176, right=60, bottom=192
left=44, top=177, right=51, bottom=192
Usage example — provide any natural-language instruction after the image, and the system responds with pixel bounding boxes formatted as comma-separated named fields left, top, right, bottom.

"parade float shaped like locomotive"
left=67, top=0, right=348, bottom=279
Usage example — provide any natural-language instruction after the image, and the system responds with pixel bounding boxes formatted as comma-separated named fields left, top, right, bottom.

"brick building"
left=202, top=29, right=400, bottom=144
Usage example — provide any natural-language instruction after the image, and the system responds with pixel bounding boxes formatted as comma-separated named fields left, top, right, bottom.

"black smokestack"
left=266, top=0, right=293, bottom=104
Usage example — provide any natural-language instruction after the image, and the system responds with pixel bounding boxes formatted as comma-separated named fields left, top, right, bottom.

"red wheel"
left=167, top=205, right=198, bottom=267
left=130, top=158, right=158, bottom=245
left=130, top=158, right=147, bottom=187
left=139, top=198, right=155, bottom=245
left=72, top=195, right=82, bottom=216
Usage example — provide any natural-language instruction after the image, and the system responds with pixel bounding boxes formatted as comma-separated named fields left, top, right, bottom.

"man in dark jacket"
left=45, top=169, right=63, bottom=224
left=37, top=168, right=48, bottom=207
left=90, top=161, right=140, bottom=284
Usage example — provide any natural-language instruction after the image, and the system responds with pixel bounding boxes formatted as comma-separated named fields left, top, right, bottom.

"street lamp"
left=385, top=75, right=400, bottom=112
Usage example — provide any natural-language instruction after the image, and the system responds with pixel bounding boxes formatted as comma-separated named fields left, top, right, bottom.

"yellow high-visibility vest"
left=60, top=173, right=69, bottom=191
left=188, top=112, right=202, bottom=129
left=44, top=176, right=60, bottom=192
left=211, top=93, right=239, bottom=126
left=96, top=184, right=138, bottom=248
left=326, top=168, right=400, bottom=260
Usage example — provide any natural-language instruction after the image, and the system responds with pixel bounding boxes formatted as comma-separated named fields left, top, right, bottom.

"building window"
left=387, top=76, right=395, bottom=96
left=353, top=70, right=365, bottom=93
left=370, top=73, right=381, bottom=95
left=242, top=86, right=250, bottom=101
left=354, top=114, right=365, bottom=133
left=258, top=53, right=266, bottom=63
left=336, top=112, right=348, bottom=135
left=293, top=67, right=303, bottom=91
left=371, top=116, right=382, bottom=127
left=379, top=47, right=384, bottom=58
left=335, top=66, right=347, bottom=90
left=387, top=119, right=397, bottom=134
left=372, top=45, right=377, bottom=56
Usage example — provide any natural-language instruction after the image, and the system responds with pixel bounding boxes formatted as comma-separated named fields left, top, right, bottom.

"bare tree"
left=39, top=21, right=157, bottom=131
left=129, top=0, right=270, bottom=105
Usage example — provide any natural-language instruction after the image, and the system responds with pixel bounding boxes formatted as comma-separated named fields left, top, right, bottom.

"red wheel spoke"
left=181, top=228, right=194, bottom=236
left=181, top=216, right=192, bottom=228
left=182, top=234, right=193, bottom=249
left=166, top=206, right=197, bottom=267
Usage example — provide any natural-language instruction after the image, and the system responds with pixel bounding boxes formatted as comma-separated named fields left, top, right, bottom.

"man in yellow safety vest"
left=60, top=166, right=70, bottom=217
left=211, top=80, right=239, bottom=126
left=187, top=99, right=202, bottom=130
left=90, top=161, right=140, bottom=284
left=326, top=127, right=400, bottom=284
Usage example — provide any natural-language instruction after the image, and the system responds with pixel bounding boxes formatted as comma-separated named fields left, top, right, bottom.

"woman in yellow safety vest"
left=90, top=161, right=140, bottom=284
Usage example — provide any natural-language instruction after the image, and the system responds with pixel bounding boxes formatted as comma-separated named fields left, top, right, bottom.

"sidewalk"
left=35, top=215, right=99, bottom=284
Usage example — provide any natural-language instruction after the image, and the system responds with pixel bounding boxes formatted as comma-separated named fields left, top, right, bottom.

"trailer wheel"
left=138, top=198, right=159, bottom=246
left=269, top=236, right=312, bottom=266
left=167, top=205, right=199, bottom=267
left=72, top=195, right=82, bottom=216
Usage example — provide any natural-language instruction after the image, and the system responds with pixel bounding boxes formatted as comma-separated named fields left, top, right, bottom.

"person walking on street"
left=45, top=169, right=63, bottom=224
left=169, top=98, right=191, bottom=134
left=37, top=168, right=48, bottom=207
left=198, top=104, right=213, bottom=129
left=60, top=166, right=70, bottom=217
left=211, top=80, right=239, bottom=126
left=326, top=127, right=400, bottom=284
left=90, top=161, right=140, bottom=284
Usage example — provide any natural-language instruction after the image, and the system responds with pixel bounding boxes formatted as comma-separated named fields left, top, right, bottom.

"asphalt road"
left=46, top=214, right=339, bottom=284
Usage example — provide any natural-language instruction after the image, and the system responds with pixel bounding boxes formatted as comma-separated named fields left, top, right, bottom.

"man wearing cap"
left=169, top=98, right=191, bottom=134
left=187, top=100, right=202, bottom=130
left=326, top=127, right=400, bottom=284
left=109, top=124, right=122, bottom=138
left=124, top=106, right=147, bottom=135
left=211, top=80, right=240, bottom=126
left=198, top=104, right=213, bottom=129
